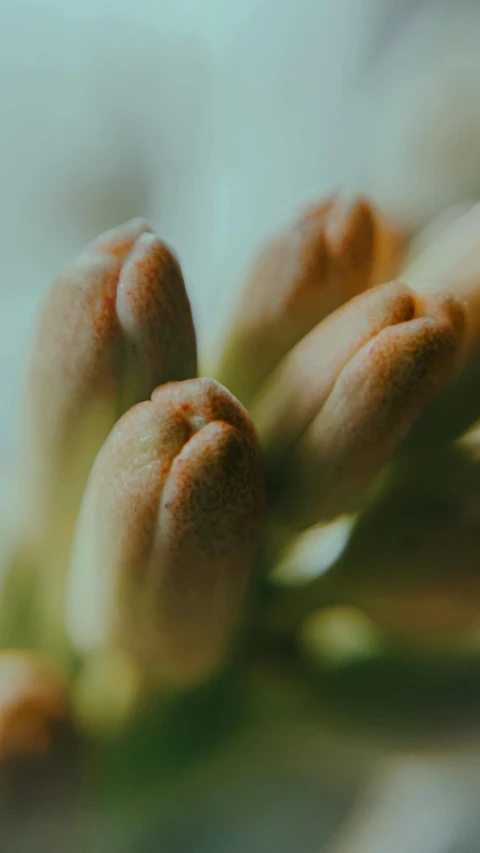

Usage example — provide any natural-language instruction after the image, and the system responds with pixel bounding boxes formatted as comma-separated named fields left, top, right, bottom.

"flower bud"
left=254, top=281, right=464, bottom=528
left=216, top=196, right=376, bottom=404
left=20, top=219, right=197, bottom=560
left=0, top=653, right=78, bottom=818
left=66, top=378, right=265, bottom=687
left=402, top=203, right=480, bottom=439
left=403, top=202, right=480, bottom=351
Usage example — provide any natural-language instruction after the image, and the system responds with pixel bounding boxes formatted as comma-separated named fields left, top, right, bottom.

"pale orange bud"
left=402, top=203, right=480, bottom=439
left=0, top=654, right=70, bottom=761
left=403, top=202, right=480, bottom=350
left=254, top=281, right=464, bottom=528
left=216, top=195, right=376, bottom=404
left=66, top=378, right=265, bottom=687
left=0, top=653, right=78, bottom=818
left=21, top=219, right=197, bottom=556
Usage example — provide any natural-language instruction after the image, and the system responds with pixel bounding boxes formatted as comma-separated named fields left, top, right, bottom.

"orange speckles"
left=151, top=379, right=259, bottom=448
left=413, top=287, right=466, bottom=344
left=254, top=277, right=464, bottom=527
left=82, top=263, right=121, bottom=347
left=115, top=232, right=197, bottom=390
left=324, top=196, right=375, bottom=266
left=23, top=217, right=198, bottom=568
left=118, top=235, right=179, bottom=324
left=287, top=195, right=376, bottom=312
left=253, top=280, right=417, bottom=456
left=67, top=377, right=265, bottom=686
left=99, top=292, right=117, bottom=330
left=0, top=654, right=71, bottom=761
left=217, top=195, right=380, bottom=404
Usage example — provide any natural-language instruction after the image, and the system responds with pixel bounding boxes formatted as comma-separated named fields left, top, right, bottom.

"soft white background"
left=0, top=0, right=424, bottom=456
left=2, top=0, right=480, bottom=451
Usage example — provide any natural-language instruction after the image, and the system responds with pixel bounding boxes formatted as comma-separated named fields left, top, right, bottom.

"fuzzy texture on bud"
left=217, top=196, right=376, bottom=404
left=21, top=218, right=197, bottom=555
left=253, top=281, right=464, bottom=528
left=402, top=204, right=480, bottom=441
left=66, top=378, right=265, bottom=687
left=403, top=203, right=480, bottom=351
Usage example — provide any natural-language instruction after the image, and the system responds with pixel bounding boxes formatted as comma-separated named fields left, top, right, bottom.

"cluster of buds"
left=2, top=192, right=480, bottom=804
left=15, top=218, right=264, bottom=689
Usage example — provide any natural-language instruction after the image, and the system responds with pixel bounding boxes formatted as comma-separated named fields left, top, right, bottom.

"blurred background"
left=2, top=0, right=480, bottom=850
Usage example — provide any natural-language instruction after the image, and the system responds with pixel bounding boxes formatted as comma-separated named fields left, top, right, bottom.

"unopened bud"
left=20, top=218, right=197, bottom=562
left=66, top=378, right=265, bottom=687
left=217, top=196, right=376, bottom=404
left=254, top=281, right=464, bottom=527
left=0, top=653, right=78, bottom=820
left=404, top=202, right=480, bottom=351
left=403, top=203, right=480, bottom=439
